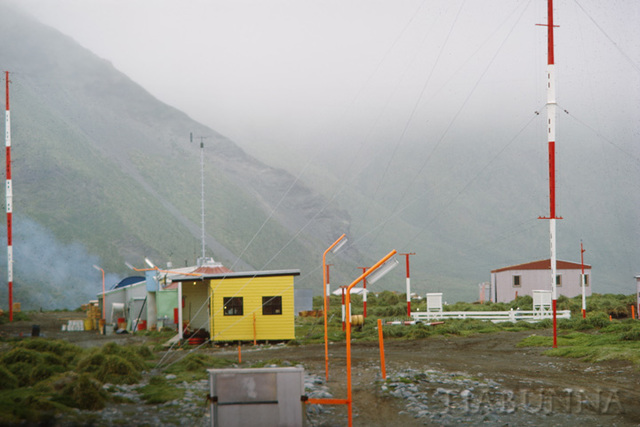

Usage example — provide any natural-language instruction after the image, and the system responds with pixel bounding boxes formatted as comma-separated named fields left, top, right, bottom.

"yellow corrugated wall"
left=209, top=275, right=295, bottom=341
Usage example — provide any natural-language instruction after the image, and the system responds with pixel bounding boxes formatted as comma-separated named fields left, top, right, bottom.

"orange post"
left=377, top=319, right=386, bottom=380
left=323, top=234, right=346, bottom=382
left=238, top=344, right=242, bottom=363
left=253, top=313, right=257, bottom=345
left=631, top=305, right=635, bottom=320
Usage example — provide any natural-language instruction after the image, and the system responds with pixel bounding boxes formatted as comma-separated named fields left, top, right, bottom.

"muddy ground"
left=1, top=312, right=639, bottom=426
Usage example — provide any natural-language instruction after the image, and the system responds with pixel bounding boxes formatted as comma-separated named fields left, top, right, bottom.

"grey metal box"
left=208, top=367, right=305, bottom=427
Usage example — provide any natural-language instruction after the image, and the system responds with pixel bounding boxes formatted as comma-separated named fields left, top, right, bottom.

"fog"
left=12, top=0, right=639, bottom=167
left=6, top=0, right=639, bottom=299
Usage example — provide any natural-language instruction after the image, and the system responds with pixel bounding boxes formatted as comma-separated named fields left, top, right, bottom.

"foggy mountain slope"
left=222, top=3, right=640, bottom=301
left=0, top=1, right=637, bottom=310
left=6, top=0, right=636, bottom=305
left=0, top=3, right=357, bottom=309
left=262, top=94, right=639, bottom=301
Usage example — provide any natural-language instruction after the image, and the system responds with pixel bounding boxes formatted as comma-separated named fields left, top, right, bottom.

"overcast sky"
left=5, top=0, right=640, bottom=297
left=11, top=0, right=640, bottom=164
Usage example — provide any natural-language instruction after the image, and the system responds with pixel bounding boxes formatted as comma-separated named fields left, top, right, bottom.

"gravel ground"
left=50, top=369, right=335, bottom=426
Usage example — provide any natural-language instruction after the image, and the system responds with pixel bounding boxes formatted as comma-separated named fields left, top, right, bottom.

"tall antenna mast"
left=4, top=71, right=13, bottom=322
left=190, top=132, right=211, bottom=265
left=538, top=0, right=561, bottom=348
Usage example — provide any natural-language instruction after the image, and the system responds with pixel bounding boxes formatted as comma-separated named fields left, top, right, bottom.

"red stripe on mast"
left=549, top=141, right=555, bottom=218
left=548, top=0, right=557, bottom=349
left=400, top=252, right=415, bottom=317
left=547, top=0, right=555, bottom=65
left=5, top=71, right=12, bottom=322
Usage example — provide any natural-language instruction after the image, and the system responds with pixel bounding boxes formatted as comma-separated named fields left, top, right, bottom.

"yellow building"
left=174, top=269, right=300, bottom=342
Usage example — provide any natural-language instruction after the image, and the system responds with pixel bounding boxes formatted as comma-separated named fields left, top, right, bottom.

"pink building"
left=490, top=259, right=591, bottom=303
left=636, top=275, right=640, bottom=318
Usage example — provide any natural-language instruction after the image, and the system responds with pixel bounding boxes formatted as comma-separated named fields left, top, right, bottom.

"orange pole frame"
left=323, top=234, right=346, bottom=381
left=377, top=318, right=386, bottom=380
left=308, top=250, right=396, bottom=427
left=345, top=250, right=396, bottom=426
left=238, top=344, right=242, bottom=363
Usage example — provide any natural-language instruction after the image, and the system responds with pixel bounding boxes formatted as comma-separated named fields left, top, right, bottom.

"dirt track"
left=0, top=311, right=147, bottom=347
left=2, top=313, right=639, bottom=426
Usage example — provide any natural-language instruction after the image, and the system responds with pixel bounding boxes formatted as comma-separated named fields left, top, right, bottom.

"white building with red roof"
left=490, top=259, right=591, bottom=303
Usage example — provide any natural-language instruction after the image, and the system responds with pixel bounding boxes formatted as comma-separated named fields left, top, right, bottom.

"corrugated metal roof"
left=171, top=269, right=301, bottom=282
left=191, top=265, right=233, bottom=275
left=491, top=259, right=591, bottom=273
left=112, top=276, right=145, bottom=290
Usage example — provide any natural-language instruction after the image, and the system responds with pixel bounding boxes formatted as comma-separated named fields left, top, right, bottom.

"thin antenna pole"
left=200, top=137, right=205, bottom=261
left=399, top=253, right=415, bottom=317
left=580, top=241, right=586, bottom=318
left=5, top=71, right=13, bottom=322
left=191, top=132, right=210, bottom=265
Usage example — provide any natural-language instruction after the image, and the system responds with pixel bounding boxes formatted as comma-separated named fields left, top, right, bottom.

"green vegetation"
left=139, top=375, right=184, bottom=404
left=249, top=358, right=289, bottom=368
left=163, top=353, right=235, bottom=382
left=518, top=319, right=640, bottom=366
left=0, top=311, right=30, bottom=325
left=0, top=292, right=637, bottom=423
left=0, top=340, right=153, bottom=424
left=302, top=292, right=556, bottom=345
left=305, top=292, right=640, bottom=367
left=513, top=295, right=640, bottom=367
left=0, top=326, right=236, bottom=424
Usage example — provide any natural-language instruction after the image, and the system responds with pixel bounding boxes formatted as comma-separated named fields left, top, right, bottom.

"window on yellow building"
left=262, top=296, right=282, bottom=315
left=223, top=297, right=243, bottom=316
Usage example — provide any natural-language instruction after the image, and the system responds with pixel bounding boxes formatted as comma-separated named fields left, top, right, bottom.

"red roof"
left=162, top=264, right=233, bottom=289
left=192, top=265, right=233, bottom=275
left=491, top=259, right=591, bottom=273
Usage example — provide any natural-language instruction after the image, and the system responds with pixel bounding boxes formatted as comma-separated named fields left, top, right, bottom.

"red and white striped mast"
left=4, top=71, right=13, bottom=322
left=537, top=0, right=560, bottom=348
left=399, top=252, right=415, bottom=317
left=580, top=241, right=586, bottom=318
left=357, top=267, right=368, bottom=318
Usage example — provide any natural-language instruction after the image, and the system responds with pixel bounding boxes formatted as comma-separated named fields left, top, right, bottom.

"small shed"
left=294, top=289, right=313, bottom=315
left=173, top=269, right=300, bottom=342
left=102, top=276, right=146, bottom=326
left=490, top=259, right=591, bottom=303
left=101, top=273, right=182, bottom=331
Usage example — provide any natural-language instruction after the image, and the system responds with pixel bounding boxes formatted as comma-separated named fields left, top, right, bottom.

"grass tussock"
left=163, top=353, right=234, bottom=381
left=518, top=318, right=640, bottom=366
left=0, top=339, right=153, bottom=424
left=139, top=375, right=184, bottom=404
left=96, top=355, right=141, bottom=385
